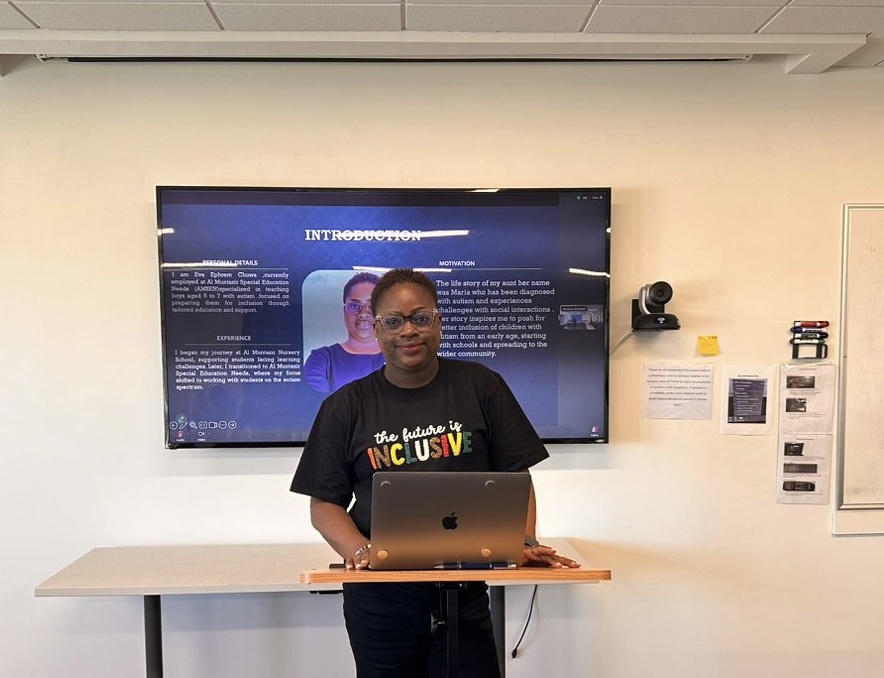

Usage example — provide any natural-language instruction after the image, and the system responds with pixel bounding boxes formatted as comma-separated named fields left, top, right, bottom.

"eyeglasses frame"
left=343, top=300, right=373, bottom=315
left=373, top=309, right=441, bottom=334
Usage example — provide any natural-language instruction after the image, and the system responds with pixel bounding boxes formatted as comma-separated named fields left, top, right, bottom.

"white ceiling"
left=0, top=0, right=882, bottom=74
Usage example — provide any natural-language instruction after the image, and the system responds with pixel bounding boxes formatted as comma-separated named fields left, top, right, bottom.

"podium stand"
left=300, top=556, right=612, bottom=678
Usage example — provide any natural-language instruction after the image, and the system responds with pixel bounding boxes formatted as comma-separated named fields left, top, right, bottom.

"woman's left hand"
left=520, top=543, right=581, bottom=569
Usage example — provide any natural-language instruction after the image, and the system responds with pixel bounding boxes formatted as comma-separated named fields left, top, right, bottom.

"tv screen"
left=157, top=186, right=611, bottom=448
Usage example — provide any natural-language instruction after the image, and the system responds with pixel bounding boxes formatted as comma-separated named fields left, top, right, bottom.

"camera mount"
left=632, top=281, right=681, bottom=331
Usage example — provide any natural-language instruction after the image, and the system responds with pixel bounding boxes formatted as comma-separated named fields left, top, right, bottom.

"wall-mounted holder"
left=790, top=320, right=829, bottom=359
left=632, top=281, right=681, bottom=331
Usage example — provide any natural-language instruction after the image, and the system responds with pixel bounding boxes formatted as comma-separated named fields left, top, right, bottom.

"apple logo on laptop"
left=442, top=512, right=458, bottom=530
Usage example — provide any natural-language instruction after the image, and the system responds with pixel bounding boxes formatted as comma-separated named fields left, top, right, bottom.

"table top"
left=35, top=543, right=342, bottom=596
left=35, top=539, right=610, bottom=598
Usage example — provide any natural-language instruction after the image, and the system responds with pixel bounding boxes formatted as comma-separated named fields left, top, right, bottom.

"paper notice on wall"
left=775, top=364, right=836, bottom=504
left=776, top=433, right=832, bottom=504
left=720, top=365, right=777, bottom=435
left=642, top=363, right=714, bottom=420
left=778, top=363, right=837, bottom=435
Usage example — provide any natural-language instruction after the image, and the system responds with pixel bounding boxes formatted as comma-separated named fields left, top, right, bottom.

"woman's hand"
left=309, top=498, right=372, bottom=571
left=346, top=543, right=371, bottom=570
left=520, top=543, right=581, bottom=569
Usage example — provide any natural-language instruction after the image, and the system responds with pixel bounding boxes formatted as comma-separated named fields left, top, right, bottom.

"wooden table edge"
left=299, top=567, right=612, bottom=585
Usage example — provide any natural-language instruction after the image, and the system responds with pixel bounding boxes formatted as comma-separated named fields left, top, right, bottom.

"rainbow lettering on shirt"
left=366, top=423, right=472, bottom=469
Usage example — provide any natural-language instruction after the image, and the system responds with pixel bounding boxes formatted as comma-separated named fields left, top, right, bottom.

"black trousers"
left=342, top=581, right=500, bottom=678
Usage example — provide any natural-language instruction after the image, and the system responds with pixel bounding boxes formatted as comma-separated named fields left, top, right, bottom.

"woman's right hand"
left=346, top=543, right=371, bottom=570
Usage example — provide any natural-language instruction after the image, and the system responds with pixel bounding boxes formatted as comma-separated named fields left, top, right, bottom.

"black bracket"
left=791, top=342, right=828, bottom=360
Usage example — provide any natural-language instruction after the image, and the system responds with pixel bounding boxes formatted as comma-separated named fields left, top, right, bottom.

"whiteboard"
left=838, top=205, right=884, bottom=508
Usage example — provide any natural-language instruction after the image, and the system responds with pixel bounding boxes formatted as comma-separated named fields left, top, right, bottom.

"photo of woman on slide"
left=304, top=272, right=385, bottom=394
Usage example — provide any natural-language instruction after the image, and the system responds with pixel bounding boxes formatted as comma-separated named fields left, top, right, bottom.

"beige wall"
left=2, top=55, right=883, bottom=677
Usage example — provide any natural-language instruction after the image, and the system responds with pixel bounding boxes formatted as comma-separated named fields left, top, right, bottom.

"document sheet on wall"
left=642, top=363, right=714, bottom=420
left=776, top=364, right=836, bottom=505
left=719, top=365, right=777, bottom=436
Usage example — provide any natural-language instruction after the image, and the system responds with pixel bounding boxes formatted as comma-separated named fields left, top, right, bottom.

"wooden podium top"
left=299, top=537, right=611, bottom=586
left=300, top=566, right=611, bottom=585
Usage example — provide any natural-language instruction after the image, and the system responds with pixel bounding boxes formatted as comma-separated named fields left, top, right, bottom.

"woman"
left=303, top=271, right=385, bottom=394
left=291, top=268, right=578, bottom=678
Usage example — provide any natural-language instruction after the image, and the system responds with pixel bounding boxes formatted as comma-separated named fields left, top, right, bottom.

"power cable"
left=509, top=585, right=538, bottom=659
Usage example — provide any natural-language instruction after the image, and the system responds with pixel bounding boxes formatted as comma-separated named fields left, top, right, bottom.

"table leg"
left=489, top=586, right=505, bottom=678
left=432, top=583, right=465, bottom=678
left=444, top=587, right=459, bottom=678
left=144, top=595, right=164, bottom=678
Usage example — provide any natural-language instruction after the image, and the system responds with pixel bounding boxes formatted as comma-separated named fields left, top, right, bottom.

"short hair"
left=370, top=268, right=439, bottom=312
left=342, top=272, right=380, bottom=302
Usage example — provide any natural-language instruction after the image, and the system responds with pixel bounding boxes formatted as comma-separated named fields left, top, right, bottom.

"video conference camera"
left=631, top=281, right=681, bottom=331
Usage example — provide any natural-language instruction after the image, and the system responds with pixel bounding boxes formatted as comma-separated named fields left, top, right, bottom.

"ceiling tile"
left=213, top=3, right=401, bottom=31
left=406, top=0, right=590, bottom=5
left=597, top=0, right=779, bottom=5
left=764, top=6, right=884, bottom=33
left=791, top=0, right=884, bottom=6
left=210, top=0, right=393, bottom=4
left=0, top=4, right=36, bottom=29
left=15, top=2, right=222, bottom=30
left=586, top=5, right=778, bottom=33
left=406, top=4, right=591, bottom=32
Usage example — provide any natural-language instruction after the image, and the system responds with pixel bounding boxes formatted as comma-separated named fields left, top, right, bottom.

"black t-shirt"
left=290, top=358, right=549, bottom=537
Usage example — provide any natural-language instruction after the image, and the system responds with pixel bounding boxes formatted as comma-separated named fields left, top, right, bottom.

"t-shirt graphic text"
left=366, top=420, right=473, bottom=469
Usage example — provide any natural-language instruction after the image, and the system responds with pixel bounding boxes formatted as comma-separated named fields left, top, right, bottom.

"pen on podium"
left=434, top=562, right=517, bottom=570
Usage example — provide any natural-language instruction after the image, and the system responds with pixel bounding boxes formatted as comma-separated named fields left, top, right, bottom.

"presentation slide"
left=158, top=188, right=610, bottom=447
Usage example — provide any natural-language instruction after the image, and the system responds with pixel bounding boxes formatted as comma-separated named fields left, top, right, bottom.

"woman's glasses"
left=344, top=301, right=372, bottom=315
left=374, top=309, right=439, bottom=334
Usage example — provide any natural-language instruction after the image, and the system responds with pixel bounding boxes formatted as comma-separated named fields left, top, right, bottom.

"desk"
left=36, top=540, right=610, bottom=677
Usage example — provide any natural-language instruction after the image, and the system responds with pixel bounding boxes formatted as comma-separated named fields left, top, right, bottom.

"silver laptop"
left=369, top=471, right=530, bottom=570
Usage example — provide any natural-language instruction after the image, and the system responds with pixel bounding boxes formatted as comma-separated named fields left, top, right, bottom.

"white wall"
left=2, top=55, right=883, bottom=677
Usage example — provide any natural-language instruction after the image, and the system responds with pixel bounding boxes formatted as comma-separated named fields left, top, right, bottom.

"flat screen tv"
left=156, top=186, right=611, bottom=448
